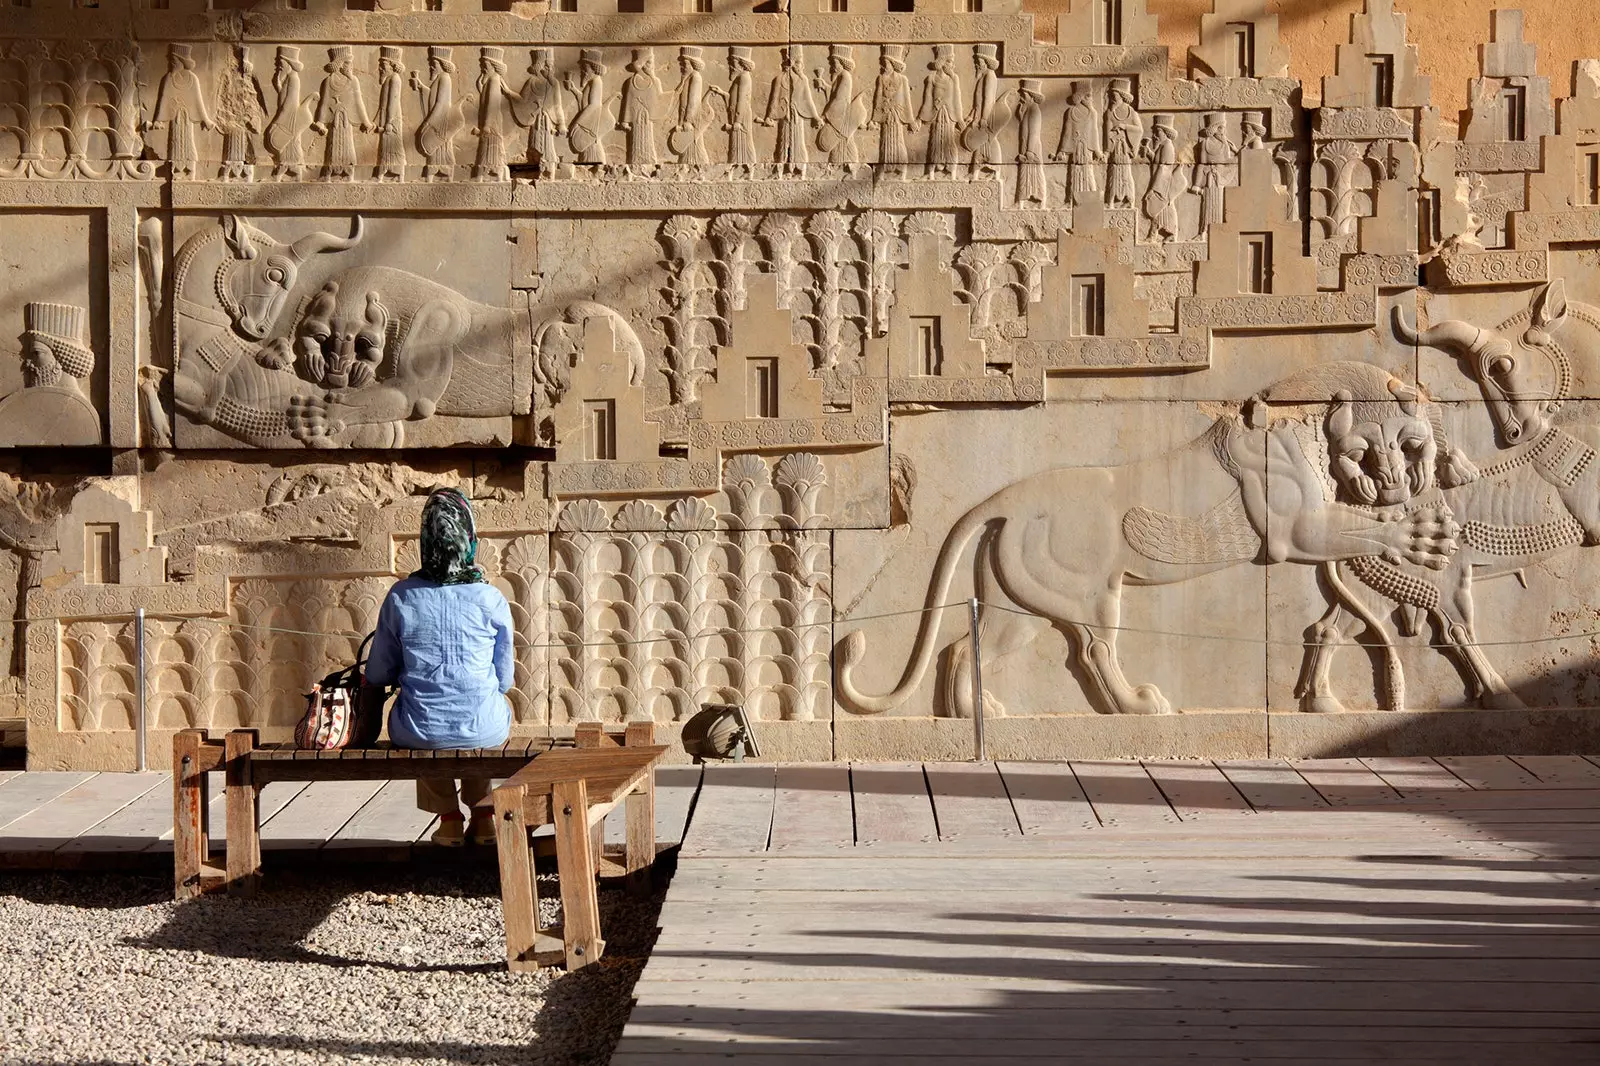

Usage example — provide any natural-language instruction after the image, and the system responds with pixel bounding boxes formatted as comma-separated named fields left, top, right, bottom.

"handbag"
left=294, top=632, right=391, bottom=750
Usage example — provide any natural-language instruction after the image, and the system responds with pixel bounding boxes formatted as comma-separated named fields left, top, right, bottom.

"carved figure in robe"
left=372, top=46, right=407, bottom=182
left=1192, top=112, right=1237, bottom=234
left=722, top=47, right=757, bottom=177
left=835, top=361, right=1461, bottom=719
left=412, top=46, right=461, bottom=181
left=1241, top=110, right=1267, bottom=150
left=514, top=49, right=566, bottom=174
left=817, top=45, right=867, bottom=168
left=869, top=44, right=915, bottom=179
left=917, top=44, right=963, bottom=179
left=147, top=44, right=212, bottom=181
left=1054, top=80, right=1101, bottom=204
left=961, top=44, right=1005, bottom=180
left=263, top=46, right=308, bottom=181
left=0, top=302, right=100, bottom=446
left=567, top=49, right=611, bottom=168
left=1141, top=114, right=1183, bottom=243
left=618, top=48, right=662, bottom=174
left=761, top=46, right=818, bottom=178
left=214, top=46, right=266, bottom=182
left=311, top=47, right=370, bottom=182
left=1014, top=78, right=1046, bottom=208
left=1102, top=77, right=1142, bottom=208
left=472, top=46, right=522, bottom=182
left=669, top=46, right=714, bottom=168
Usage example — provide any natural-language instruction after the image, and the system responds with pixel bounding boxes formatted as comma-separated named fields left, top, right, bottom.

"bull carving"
left=167, top=214, right=643, bottom=448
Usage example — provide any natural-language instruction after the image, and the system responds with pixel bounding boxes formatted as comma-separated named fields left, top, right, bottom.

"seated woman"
left=366, top=487, right=514, bottom=846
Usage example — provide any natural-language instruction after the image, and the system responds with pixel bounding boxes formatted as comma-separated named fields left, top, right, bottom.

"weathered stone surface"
left=5, top=4, right=1600, bottom=768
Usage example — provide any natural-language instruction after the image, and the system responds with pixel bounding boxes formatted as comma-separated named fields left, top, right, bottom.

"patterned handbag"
left=294, top=632, right=390, bottom=750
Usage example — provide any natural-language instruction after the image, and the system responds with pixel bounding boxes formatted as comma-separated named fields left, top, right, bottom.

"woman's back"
left=366, top=576, right=514, bottom=749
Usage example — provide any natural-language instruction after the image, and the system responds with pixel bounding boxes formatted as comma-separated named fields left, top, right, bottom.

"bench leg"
left=172, top=729, right=210, bottom=901
left=494, top=783, right=544, bottom=972
left=553, top=778, right=603, bottom=970
left=224, top=730, right=260, bottom=895
left=624, top=722, right=657, bottom=895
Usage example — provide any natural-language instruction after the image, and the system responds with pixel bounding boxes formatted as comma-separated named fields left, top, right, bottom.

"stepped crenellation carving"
left=10, top=3, right=1600, bottom=767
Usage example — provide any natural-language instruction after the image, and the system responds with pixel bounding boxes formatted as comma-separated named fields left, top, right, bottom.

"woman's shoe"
left=467, top=815, right=497, bottom=846
left=431, top=817, right=466, bottom=847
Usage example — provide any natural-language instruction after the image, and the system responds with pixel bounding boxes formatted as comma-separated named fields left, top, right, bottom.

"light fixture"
left=680, top=703, right=760, bottom=762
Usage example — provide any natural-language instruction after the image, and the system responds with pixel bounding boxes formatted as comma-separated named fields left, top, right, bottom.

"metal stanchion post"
left=968, top=597, right=985, bottom=762
left=134, top=606, right=146, bottom=773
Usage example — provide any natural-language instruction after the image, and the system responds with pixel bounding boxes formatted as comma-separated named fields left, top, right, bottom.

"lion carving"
left=834, top=361, right=1465, bottom=718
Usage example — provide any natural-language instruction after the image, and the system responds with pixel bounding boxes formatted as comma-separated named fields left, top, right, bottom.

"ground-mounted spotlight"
left=680, top=703, right=760, bottom=763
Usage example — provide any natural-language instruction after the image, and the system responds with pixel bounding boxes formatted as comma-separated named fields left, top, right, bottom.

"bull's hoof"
left=1301, top=694, right=1347, bottom=714
left=1123, top=684, right=1173, bottom=715
left=1480, top=690, right=1526, bottom=710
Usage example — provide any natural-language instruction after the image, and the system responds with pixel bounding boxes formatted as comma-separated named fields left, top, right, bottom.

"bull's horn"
left=1390, top=306, right=1489, bottom=352
left=288, top=215, right=364, bottom=261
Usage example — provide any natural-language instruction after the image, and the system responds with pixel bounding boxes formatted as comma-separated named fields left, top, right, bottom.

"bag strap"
left=356, top=630, right=376, bottom=669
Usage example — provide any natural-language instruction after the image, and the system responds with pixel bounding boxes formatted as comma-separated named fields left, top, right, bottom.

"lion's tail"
left=834, top=507, right=994, bottom=715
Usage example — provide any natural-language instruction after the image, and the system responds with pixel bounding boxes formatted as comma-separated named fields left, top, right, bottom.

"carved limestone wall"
left=9, top=2, right=1600, bottom=768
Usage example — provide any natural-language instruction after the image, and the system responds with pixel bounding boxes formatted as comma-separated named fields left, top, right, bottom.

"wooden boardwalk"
left=0, top=766, right=705, bottom=867
left=614, top=756, right=1600, bottom=1065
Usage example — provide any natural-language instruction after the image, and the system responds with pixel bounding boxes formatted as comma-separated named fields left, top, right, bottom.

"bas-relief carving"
left=14, top=5, right=1600, bottom=764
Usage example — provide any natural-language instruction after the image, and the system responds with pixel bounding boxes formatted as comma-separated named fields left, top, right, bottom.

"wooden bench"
left=171, top=725, right=667, bottom=971
left=486, top=721, right=663, bottom=971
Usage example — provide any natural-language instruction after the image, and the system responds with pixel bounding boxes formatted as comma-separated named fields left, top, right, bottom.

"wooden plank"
left=259, top=780, right=385, bottom=850
left=224, top=730, right=259, bottom=891
left=610, top=1042, right=1600, bottom=1065
left=1361, top=757, right=1474, bottom=794
left=0, top=770, right=20, bottom=789
left=1071, top=760, right=1179, bottom=827
left=326, top=779, right=438, bottom=850
left=851, top=763, right=937, bottom=845
left=925, top=762, right=1021, bottom=841
left=1216, top=759, right=1328, bottom=810
left=172, top=732, right=208, bottom=899
left=553, top=777, right=603, bottom=969
left=622, top=1005, right=1600, bottom=1036
left=0, top=773, right=162, bottom=852
left=627, top=974, right=1600, bottom=1013
left=59, top=773, right=174, bottom=853
left=1433, top=755, right=1546, bottom=791
left=495, top=781, right=553, bottom=972
left=0, top=772, right=97, bottom=831
left=1511, top=755, right=1600, bottom=789
left=768, top=764, right=853, bottom=853
left=654, top=764, right=701, bottom=847
left=998, top=762, right=1098, bottom=836
left=680, top=763, right=774, bottom=856
left=1290, top=758, right=1405, bottom=806
left=1142, top=761, right=1253, bottom=819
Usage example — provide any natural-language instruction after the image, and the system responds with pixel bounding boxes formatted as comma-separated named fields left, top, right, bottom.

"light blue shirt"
left=365, top=576, right=515, bottom=750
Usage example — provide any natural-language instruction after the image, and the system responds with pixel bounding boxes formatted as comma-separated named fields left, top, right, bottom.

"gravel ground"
left=0, top=864, right=663, bottom=1065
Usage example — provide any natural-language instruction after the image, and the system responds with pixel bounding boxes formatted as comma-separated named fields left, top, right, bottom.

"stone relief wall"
left=8, top=1, right=1600, bottom=768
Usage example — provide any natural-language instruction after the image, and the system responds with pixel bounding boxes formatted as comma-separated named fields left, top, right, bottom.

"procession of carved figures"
left=17, top=2, right=1600, bottom=764
left=2, top=36, right=1299, bottom=237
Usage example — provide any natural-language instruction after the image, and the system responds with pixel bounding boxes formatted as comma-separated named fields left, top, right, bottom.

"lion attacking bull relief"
left=167, top=214, right=644, bottom=448
left=835, top=361, right=1470, bottom=719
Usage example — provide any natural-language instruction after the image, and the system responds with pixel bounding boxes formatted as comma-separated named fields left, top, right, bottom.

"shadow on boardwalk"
left=612, top=752, right=1600, bottom=1065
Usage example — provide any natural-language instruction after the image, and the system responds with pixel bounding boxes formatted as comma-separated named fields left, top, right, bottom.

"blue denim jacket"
left=365, top=576, right=515, bottom=750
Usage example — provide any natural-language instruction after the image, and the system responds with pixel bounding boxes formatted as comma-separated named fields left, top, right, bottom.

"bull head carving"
left=221, top=214, right=364, bottom=342
left=1393, top=281, right=1570, bottom=447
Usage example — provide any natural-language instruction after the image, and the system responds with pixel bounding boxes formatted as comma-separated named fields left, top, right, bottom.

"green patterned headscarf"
left=414, top=487, right=485, bottom=585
